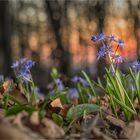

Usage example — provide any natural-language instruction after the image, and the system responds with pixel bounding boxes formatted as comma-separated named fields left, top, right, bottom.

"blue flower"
left=71, top=76, right=89, bottom=86
left=107, top=35, right=125, bottom=47
left=54, top=78, right=64, bottom=91
left=19, top=58, right=28, bottom=64
left=48, top=79, right=65, bottom=94
left=68, top=88, right=79, bottom=99
left=34, top=86, right=44, bottom=101
left=22, top=73, right=31, bottom=82
left=97, top=50, right=106, bottom=57
left=0, top=75, right=2, bottom=81
left=24, top=60, right=35, bottom=70
left=132, top=60, right=140, bottom=70
left=128, top=77, right=136, bottom=91
left=11, top=61, right=20, bottom=69
left=54, top=79, right=62, bottom=84
left=117, top=39, right=125, bottom=47
left=47, top=83, right=54, bottom=91
left=91, top=33, right=106, bottom=42
left=111, top=54, right=124, bottom=64
left=131, top=60, right=140, bottom=75
left=11, top=58, right=35, bottom=82
left=11, top=58, right=28, bottom=69
left=97, top=45, right=113, bottom=57
left=18, top=59, right=35, bottom=78
left=108, top=35, right=116, bottom=42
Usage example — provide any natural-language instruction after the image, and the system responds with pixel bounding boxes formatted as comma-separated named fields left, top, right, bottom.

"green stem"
left=77, top=83, right=85, bottom=103
left=28, top=70, right=37, bottom=108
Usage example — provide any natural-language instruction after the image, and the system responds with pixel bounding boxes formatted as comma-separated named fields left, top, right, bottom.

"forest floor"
left=0, top=96, right=139, bottom=140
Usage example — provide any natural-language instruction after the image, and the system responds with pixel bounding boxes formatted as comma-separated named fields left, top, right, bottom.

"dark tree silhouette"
left=45, top=0, right=70, bottom=75
left=0, top=1, right=12, bottom=75
left=87, top=0, right=107, bottom=78
left=128, top=0, right=140, bottom=61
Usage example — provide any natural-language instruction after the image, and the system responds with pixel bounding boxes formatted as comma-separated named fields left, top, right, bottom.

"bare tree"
left=45, top=0, right=70, bottom=75
left=88, top=0, right=107, bottom=78
left=128, top=0, right=140, bottom=60
left=0, top=1, right=12, bottom=75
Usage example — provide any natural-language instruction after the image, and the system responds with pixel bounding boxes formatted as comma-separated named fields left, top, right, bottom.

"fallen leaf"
left=134, top=98, right=138, bottom=109
left=9, top=88, right=28, bottom=104
left=125, top=121, right=140, bottom=140
left=100, top=96, right=109, bottom=107
left=89, top=96, right=97, bottom=104
left=82, top=114, right=113, bottom=140
left=0, top=109, right=5, bottom=119
left=40, top=118, right=65, bottom=138
left=30, top=111, right=39, bottom=125
left=66, top=104, right=99, bottom=122
left=0, top=119, right=43, bottom=139
left=12, top=111, right=29, bottom=131
left=3, top=80, right=13, bottom=91
left=0, top=87, right=4, bottom=97
left=50, top=98, right=63, bottom=109
left=0, top=80, right=27, bottom=104
left=106, top=115, right=126, bottom=128
left=59, top=104, right=71, bottom=117
left=0, top=80, right=13, bottom=98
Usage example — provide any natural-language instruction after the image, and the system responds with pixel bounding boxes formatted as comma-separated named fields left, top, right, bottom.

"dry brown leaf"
left=89, top=96, right=97, bottom=104
left=40, top=118, right=65, bottom=138
left=92, top=126, right=113, bottom=140
left=92, top=115, right=113, bottom=140
left=9, top=88, right=28, bottom=104
left=0, top=80, right=13, bottom=98
left=134, top=98, right=138, bottom=109
left=0, top=121, right=33, bottom=140
left=3, top=80, right=12, bottom=91
left=0, top=119, right=43, bottom=140
left=0, top=94, right=3, bottom=99
left=0, top=87, right=4, bottom=97
left=83, top=114, right=113, bottom=140
left=30, top=111, right=39, bottom=125
left=59, top=104, right=71, bottom=117
left=100, top=96, right=109, bottom=107
left=106, top=115, right=126, bottom=128
left=125, top=121, right=140, bottom=140
left=50, top=98, right=63, bottom=109
left=12, top=111, right=29, bottom=132
left=0, top=109, right=5, bottom=119
left=0, top=80, right=27, bottom=104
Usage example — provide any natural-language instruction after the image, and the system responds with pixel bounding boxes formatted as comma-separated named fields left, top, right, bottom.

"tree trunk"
left=45, top=0, right=70, bottom=75
left=0, top=1, right=12, bottom=76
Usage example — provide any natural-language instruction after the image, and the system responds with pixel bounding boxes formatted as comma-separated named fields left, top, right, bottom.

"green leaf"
left=113, top=96, right=136, bottom=114
left=39, top=109, right=46, bottom=119
left=51, top=68, right=60, bottom=80
left=6, top=105, right=36, bottom=116
left=52, top=113, right=64, bottom=126
left=66, top=104, right=99, bottom=122
left=105, top=68, right=120, bottom=99
left=82, top=71, right=99, bottom=104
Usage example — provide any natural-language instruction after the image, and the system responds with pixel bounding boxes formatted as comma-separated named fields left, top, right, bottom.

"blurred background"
left=0, top=0, right=140, bottom=89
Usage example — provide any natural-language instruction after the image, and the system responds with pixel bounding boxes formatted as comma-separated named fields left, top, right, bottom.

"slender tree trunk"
left=128, top=0, right=140, bottom=60
left=0, top=1, right=12, bottom=75
left=45, top=0, right=70, bottom=75
left=95, top=0, right=106, bottom=78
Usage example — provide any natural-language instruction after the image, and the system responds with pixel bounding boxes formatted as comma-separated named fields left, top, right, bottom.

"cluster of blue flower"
left=91, top=33, right=124, bottom=64
left=132, top=60, right=140, bottom=74
left=11, top=58, right=35, bottom=82
left=48, top=76, right=89, bottom=99
left=9, top=33, right=140, bottom=102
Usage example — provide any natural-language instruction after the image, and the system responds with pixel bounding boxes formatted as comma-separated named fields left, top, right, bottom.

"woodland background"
left=0, top=0, right=140, bottom=89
